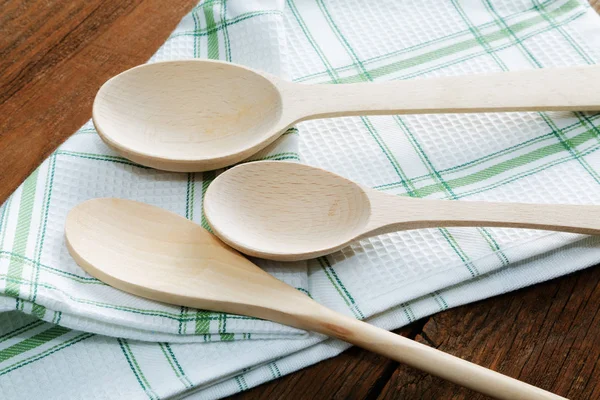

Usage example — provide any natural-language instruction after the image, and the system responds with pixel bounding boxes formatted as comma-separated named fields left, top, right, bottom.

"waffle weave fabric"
left=1, top=1, right=600, bottom=398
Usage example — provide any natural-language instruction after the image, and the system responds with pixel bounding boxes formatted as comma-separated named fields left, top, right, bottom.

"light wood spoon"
left=93, top=60, right=600, bottom=172
left=65, top=198, right=565, bottom=400
left=204, top=161, right=600, bottom=261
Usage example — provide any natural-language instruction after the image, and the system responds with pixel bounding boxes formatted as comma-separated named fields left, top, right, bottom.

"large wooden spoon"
left=93, top=60, right=600, bottom=172
left=66, top=198, right=564, bottom=400
left=204, top=161, right=600, bottom=261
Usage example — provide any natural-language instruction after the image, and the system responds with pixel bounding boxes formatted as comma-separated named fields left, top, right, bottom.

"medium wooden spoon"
left=93, top=60, right=600, bottom=172
left=65, top=198, right=564, bottom=400
left=204, top=161, right=600, bottom=261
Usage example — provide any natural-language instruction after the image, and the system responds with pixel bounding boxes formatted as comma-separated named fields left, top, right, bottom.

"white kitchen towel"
left=2, top=0, right=600, bottom=398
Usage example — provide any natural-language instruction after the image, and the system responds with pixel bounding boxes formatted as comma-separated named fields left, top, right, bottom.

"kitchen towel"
left=2, top=0, right=600, bottom=398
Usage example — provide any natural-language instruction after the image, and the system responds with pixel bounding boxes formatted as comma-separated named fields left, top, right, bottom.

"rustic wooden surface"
left=0, top=0, right=198, bottom=203
left=1, top=1, right=599, bottom=399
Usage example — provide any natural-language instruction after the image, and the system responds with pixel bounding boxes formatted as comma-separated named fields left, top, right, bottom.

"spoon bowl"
left=65, top=197, right=307, bottom=316
left=204, top=161, right=372, bottom=260
left=93, top=60, right=600, bottom=172
left=93, top=60, right=285, bottom=171
left=204, top=161, right=600, bottom=261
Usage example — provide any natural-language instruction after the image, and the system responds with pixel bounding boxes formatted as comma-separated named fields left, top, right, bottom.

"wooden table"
left=1, top=1, right=599, bottom=399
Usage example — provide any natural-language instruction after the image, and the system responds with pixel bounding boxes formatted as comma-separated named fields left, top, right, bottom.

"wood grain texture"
left=378, top=264, right=600, bottom=400
left=292, top=65, right=600, bottom=119
left=206, top=161, right=600, bottom=261
left=0, top=0, right=198, bottom=204
left=1, top=1, right=600, bottom=399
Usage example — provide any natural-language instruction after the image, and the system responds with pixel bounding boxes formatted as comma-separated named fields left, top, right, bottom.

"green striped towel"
left=2, top=0, right=600, bottom=398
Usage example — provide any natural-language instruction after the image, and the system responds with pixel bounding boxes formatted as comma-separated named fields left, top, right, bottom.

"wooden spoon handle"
left=364, top=194, right=600, bottom=237
left=291, top=65, right=600, bottom=120
left=311, top=308, right=565, bottom=400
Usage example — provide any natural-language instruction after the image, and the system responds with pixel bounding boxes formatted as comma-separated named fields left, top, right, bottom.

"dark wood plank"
left=0, top=0, right=198, bottom=204
left=378, top=266, right=600, bottom=399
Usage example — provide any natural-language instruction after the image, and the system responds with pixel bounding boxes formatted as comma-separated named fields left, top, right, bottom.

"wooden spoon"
left=204, top=161, right=600, bottom=261
left=93, top=60, right=600, bottom=172
left=65, top=198, right=564, bottom=400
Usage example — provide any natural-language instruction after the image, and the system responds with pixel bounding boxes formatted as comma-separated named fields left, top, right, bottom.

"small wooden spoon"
left=204, top=161, right=600, bottom=261
left=66, top=198, right=564, bottom=400
left=93, top=60, right=600, bottom=172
